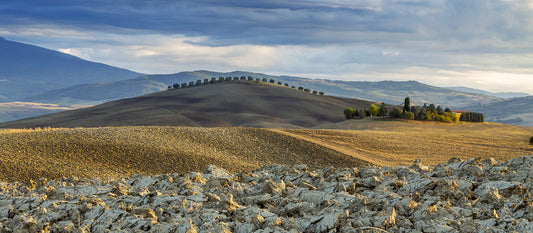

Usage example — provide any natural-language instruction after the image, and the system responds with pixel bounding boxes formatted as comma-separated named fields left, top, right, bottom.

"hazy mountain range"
left=0, top=36, right=142, bottom=102
left=0, top=37, right=531, bottom=126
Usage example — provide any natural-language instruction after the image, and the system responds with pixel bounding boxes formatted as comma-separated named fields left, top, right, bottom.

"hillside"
left=447, top=86, right=530, bottom=99
left=0, top=36, right=142, bottom=101
left=23, top=70, right=501, bottom=109
left=0, top=121, right=531, bottom=182
left=464, top=95, right=533, bottom=127
left=0, top=81, right=374, bottom=129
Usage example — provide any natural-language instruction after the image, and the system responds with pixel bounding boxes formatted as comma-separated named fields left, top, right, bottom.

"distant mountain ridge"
left=25, top=70, right=502, bottom=108
left=447, top=86, right=530, bottom=99
left=0, top=36, right=142, bottom=101
left=464, top=96, right=533, bottom=127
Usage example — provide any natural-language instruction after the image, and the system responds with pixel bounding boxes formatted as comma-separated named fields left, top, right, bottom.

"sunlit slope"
left=0, top=127, right=370, bottom=182
left=1, top=121, right=531, bottom=182
left=0, top=82, right=374, bottom=129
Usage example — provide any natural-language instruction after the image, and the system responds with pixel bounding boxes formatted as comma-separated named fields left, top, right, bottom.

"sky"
left=1, top=0, right=532, bottom=94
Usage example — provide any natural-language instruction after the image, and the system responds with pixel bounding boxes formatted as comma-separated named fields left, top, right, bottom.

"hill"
left=0, top=36, right=142, bottom=101
left=0, top=121, right=531, bottom=182
left=464, top=95, right=533, bottom=127
left=0, top=102, right=88, bottom=123
left=447, top=86, right=530, bottom=99
left=0, top=81, right=375, bottom=129
left=23, top=71, right=502, bottom=108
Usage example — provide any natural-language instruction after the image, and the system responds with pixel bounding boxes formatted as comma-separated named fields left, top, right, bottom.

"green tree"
left=344, top=108, right=355, bottom=119
left=369, top=104, right=379, bottom=116
left=436, top=106, right=444, bottom=115
left=403, top=97, right=411, bottom=112
left=402, top=111, right=415, bottom=120
left=378, top=103, right=388, bottom=116
left=389, top=108, right=403, bottom=118
left=445, top=107, right=452, bottom=113
left=418, top=107, right=427, bottom=120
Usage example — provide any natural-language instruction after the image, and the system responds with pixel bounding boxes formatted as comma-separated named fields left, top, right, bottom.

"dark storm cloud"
left=1, top=0, right=532, bottom=93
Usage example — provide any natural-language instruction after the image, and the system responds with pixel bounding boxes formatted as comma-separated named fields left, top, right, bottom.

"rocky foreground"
left=2, top=156, right=533, bottom=232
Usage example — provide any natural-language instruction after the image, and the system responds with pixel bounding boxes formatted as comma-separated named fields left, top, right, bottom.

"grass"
left=0, top=120, right=531, bottom=182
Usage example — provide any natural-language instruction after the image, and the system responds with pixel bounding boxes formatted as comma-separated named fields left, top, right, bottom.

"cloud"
left=0, top=0, right=533, bottom=93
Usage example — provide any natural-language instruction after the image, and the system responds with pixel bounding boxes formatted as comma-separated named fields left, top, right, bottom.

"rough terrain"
left=1, top=122, right=532, bottom=182
left=2, top=156, right=533, bottom=232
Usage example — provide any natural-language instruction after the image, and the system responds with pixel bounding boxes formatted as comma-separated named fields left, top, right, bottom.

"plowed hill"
left=0, top=81, right=374, bottom=129
left=1, top=121, right=532, bottom=182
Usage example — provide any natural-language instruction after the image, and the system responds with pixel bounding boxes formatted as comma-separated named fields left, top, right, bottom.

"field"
left=1, top=120, right=532, bottom=182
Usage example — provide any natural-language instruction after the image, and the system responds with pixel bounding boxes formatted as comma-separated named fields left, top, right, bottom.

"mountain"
left=25, top=70, right=502, bottom=108
left=0, top=102, right=88, bottom=123
left=447, top=86, right=530, bottom=99
left=0, top=36, right=142, bottom=101
left=0, top=81, right=375, bottom=129
left=464, top=95, right=533, bottom=127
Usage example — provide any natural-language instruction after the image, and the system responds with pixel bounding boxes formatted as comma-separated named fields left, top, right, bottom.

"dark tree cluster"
left=459, top=112, right=484, bottom=122
left=166, top=75, right=326, bottom=96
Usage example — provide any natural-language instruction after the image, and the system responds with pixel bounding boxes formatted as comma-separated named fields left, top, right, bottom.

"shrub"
left=389, top=108, right=403, bottom=118
left=189, top=81, right=195, bottom=86
left=318, top=91, right=324, bottom=96
left=219, top=77, right=225, bottom=81
left=204, top=79, right=209, bottom=84
left=270, top=79, right=275, bottom=83
left=303, top=88, right=311, bottom=92
left=226, top=77, right=232, bottom=81
left=262, top=78, right=268, bottom=82
left=233, top=77, right=239, bottom=80
left=402, top=111, right=415, bottom=120
left=285, top=83, right=289, bottom=86
left=168, top=86, right=172, bottom=89
left=530, top=136, right=533, bottom=146
left=312, top=90, right=318, bottom=94
left=378, top=103, right=388, bottom=116
left=369, top=104, right=378, bottom=116
left=181, top=83, right=187, bottom=88
left=278, top=81, right=282, bottom=85
left=344, top=108, right=355, bottom=119
left=196, top=80, right=202, bottom=85
left=298, top=86, right=304, bottom=90
left=241, top=76, right=246, bottom=80
left=291, top=86, right=296, bottom=89
left=211, top=77, right=216, bottom=83
left=256, top=78, right=261, bottom=82
left=173, top=83, right=179, bottom=89
left=248, top=76, right=254, bottom=81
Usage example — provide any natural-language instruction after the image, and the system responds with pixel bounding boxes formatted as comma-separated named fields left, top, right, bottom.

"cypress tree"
left=403, top=97, right=411, bottom=112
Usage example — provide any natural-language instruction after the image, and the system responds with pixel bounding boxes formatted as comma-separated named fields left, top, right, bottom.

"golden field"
left=1, top=120, right=532, bottom=182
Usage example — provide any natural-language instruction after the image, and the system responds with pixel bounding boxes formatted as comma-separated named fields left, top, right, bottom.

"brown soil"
left=1, top=120, right=531, bottom=182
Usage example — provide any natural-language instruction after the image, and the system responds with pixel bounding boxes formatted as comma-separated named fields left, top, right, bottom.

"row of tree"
left=459, top=112, right=484, bottom=122
left=344, top=97, right=484, bottom=123
left=168, top=76, right=325, bottom=95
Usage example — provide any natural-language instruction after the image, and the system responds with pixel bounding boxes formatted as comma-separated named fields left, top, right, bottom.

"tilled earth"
left=1, top=156, right=533, bottom=232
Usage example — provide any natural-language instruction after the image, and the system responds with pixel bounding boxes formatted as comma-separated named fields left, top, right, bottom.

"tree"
left=369, top=104, right=379, bottom=116
left=344, top=108, right=355, bottom=119
left=418, top=107, right=427, bottom=120
left=402, top=111, right=415, bottom=120
left=530, top=136, right=533, bottom=146
left=318, top=91, right=325, bottom=96
left=410, top=106, right=418, bottom=117
left=173, top=83, right=179, bottom=89
left=390, top=108, right=403, bottom=118
left=378, top=103, right=388, bottom=116
left=436, top=106, right=444, bottom=115
left=428, top=104, right=436, bottom=113
left=403, top=97, right=411, bottom=112
left=445, top=107, right=452, bottom=113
